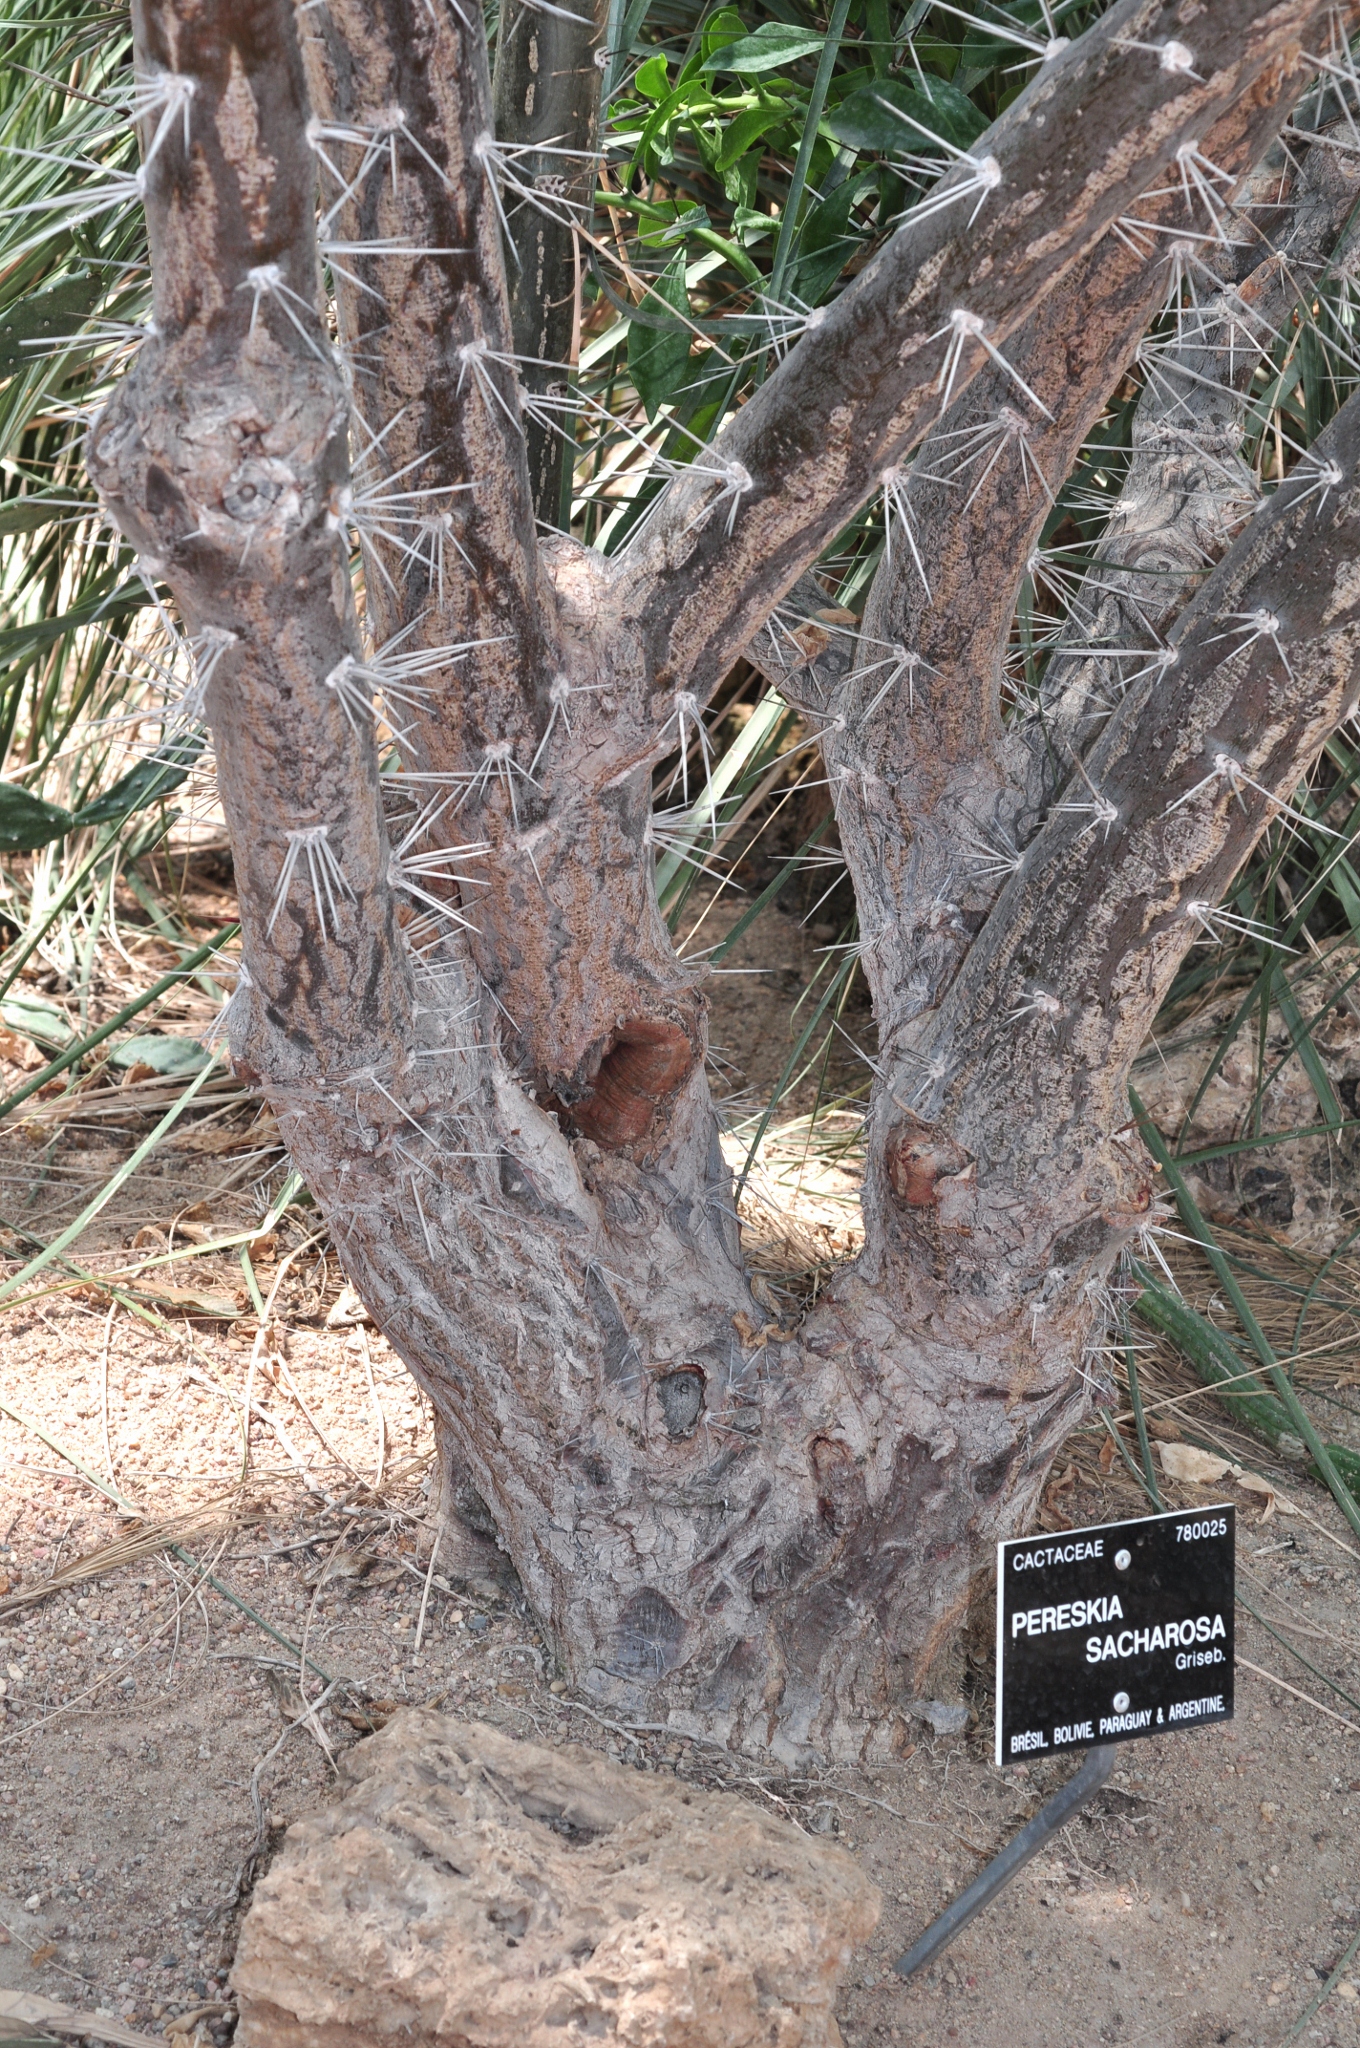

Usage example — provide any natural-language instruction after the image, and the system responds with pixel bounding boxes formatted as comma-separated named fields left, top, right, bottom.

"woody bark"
left=88, top=0, right=1360, bottom=1758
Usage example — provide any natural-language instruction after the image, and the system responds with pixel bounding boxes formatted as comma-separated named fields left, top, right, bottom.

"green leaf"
left=721, top=153, right=758, bottom=209
left=628, top=251, right=693, bottom=420
left=108, top=1033, right=212, bottom=1074
left=0, top=271, right=105, bottom=381
left=72, top=734, right=205, bottom=828
left=732, top=204, right=775, bottom=241
left=639, top=202, right=711, bottom=249
left=0, top=781, right=75, bottom=852
left=634, top=77, right=719, bottom=178
left=0, top=491, right=89, bottom=536
left=0, top=584, right=149, bottom=676
left=634, top=53, right=670, bottom=99
left=960, top=5, right=1032, bottom=67
left=823, top=76, right=987, bottom=153
left=1, top=995, right=74, bottom=1049
left=0, top=736, right=201, bottom=871
left=703, top=23, right=825, bottom=73
left=714, top=97, right=793, bottom=171
left=1272, top=967, right=1345, bottom=1130
left=700, top=7, right=749, bottom=65
left=791, top=172, right=872, bottom=303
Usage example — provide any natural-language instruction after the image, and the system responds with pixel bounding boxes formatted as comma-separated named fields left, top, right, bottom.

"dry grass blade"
left=0, top=1494, right=237, bottom=1621
left=0, top=1990, right=162, bottom=2046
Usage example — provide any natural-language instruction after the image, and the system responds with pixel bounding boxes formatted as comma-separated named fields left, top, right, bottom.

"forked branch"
left=604, top=0, right=1348, bottom=733
left=888, top=382, right=1360, bottom=1328
left=833, top=57, right=1332, bottom=1027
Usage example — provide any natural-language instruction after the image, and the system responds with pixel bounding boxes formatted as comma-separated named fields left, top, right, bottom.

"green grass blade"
left=1132, top=1090, right=1360, bottom=1540
left=0, top=921, right=237, bottom=1123
left=0, top=1055, right=220, bottom=1303
left=1119, top=1306, right=1164, bottom=1511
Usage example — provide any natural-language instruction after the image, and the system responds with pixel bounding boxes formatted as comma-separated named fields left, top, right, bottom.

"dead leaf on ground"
left=1040, top=1462, right=1079, bottom=1529
left=336, top=1698, right=400, bottom=1733
left=165, top=2002, right=233, bottom=2036
left=0, top=1029, right=46, bottom=1072
left=325, top=1282, right=372, bottom=1327
left=302, top=1547, right=376, bottom=1588
left=1157, top=1443, right=1231, bottom=1484
left=1235, top=1470, right=1299, bottom=1520
left=0, top=1988, right=161, bottom=2045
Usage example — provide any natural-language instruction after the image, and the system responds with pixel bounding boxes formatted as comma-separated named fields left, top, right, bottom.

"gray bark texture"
left=88, top=0, right=1360, bottom=1759
left=492, top=0, right=609, bottom=522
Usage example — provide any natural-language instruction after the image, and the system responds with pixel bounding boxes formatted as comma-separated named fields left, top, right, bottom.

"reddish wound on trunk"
left=887, top=1114, right=971, bottom=1207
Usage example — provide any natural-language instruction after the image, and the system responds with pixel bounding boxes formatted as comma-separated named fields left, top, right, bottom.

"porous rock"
left=231, top=1710, right=880, bottom=2047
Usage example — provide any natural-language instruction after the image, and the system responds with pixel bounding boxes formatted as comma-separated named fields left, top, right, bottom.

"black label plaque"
left=995, top=1504, right=1235, bottom=1765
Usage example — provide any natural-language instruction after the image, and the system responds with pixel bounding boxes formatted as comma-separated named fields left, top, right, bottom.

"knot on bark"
left=809, top=1434, right=860, bottom=1533
left=612, top=1587, right=686, bottom=1679
left=1049, top=1210, right=1120, bottom=1274
left=568, top=1014, right=697, bottom=1151
left=886, top=1113, right=971, bottom=1207
left=87, top=344, right=349, bottom=582
left=655, top=1366, right=706, bottom=1439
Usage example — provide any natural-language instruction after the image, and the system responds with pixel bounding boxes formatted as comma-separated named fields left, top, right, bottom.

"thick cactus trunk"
left=88, top=0, right=1360, bottom=1756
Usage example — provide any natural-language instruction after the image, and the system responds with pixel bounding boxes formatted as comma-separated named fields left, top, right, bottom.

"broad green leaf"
left=628, top=251, right=693, bottom=420
left=1, top=995, right=73, bottom=1048
left=701, top=7, right=749, bottom=65
left=714, top=97, right=794, bottom=170
left=634, top=53, right=670, bottom=99
left=72, top=734, right=205, bottom=828
left=0, top=781, right=75, bottom=852
left=721, top=151, right=757, bottom=208
left=635, top=78, right=720, bottom=176
left=824, top=76, right=987, bottom=153
left=108, top=1032, right=212, bottom=1074
left=703, top=24, right=825, bottom=73
left=732, top=204, right=775, bottom=241
left=0, top=272, right=105, bottom=381
left=639, top=202, right=711, bottom=249
left=791, top=172, right=873, bottom=303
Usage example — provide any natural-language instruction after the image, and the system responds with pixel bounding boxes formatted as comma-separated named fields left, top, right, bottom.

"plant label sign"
left=995, top=1505, right=1235, bottom=1765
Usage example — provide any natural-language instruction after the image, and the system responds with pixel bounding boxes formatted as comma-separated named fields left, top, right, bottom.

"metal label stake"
left=893, top=1742, right=1116, bottom=1977
left=893, top=1501, right=1236, bottom=1977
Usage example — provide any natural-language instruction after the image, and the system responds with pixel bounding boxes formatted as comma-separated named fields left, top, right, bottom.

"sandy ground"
left=0, top=1291, right=1358, bottom=2047
left=0, top=868, right=1357, bottom=2046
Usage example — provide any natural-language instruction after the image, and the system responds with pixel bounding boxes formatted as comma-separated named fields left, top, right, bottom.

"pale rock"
left=232, top=1710, right=880, bottom=2047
